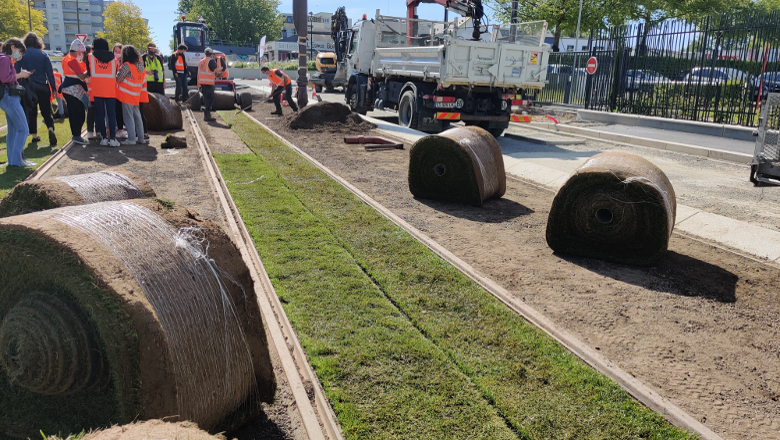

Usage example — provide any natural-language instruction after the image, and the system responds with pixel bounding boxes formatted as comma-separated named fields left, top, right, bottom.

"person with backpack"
left=0, top=38, right=35, bottom=166
left=14, top=32, right=57, bottom=145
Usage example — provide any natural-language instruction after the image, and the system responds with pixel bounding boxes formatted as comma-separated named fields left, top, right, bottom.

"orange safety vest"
left=197, top=56, right=215, bottom=86
left=215, top=53, right=228, bottom=79
left=61, top=53, right=86, bottom=80
left=267, top=68, right=291, bottom=87
left=175, top=53, right=185, bottom=72
left=52, top=71, right=63, bottom=99
left=116, top=62, right=145, bottom=106
left=140, top=78, right=149, bottom=103
left=89, top=53, right=117, bottom=99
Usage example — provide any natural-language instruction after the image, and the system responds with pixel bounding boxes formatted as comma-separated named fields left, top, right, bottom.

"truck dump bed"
left=372, top=15, right=550, bottom=90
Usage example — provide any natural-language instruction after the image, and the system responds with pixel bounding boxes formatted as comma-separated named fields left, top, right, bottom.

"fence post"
left=584, top=29, right=594, bottom=109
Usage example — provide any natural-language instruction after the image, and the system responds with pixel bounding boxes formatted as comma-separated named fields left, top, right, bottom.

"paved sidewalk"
left=590, top=124, right=755, bottom=155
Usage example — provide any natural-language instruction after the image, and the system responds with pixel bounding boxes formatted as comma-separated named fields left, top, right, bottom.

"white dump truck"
left=339, top=11, right=551, bottom=137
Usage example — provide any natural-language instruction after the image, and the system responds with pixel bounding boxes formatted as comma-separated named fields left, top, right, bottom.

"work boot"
left=204, top=112, right=216, bottom=122
left=270, top=110, right=283, bottom=116
left=48, top=127, right=57, bottom=145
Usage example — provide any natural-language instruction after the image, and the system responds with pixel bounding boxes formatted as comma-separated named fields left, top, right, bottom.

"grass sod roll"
left=0, top=199, right=275, bottom=439
left=546, top=151, right=677, bottom=266
left=218, top=111, right=695, bottom=439
left=142, top=93, right=183, bottom=131
left=0, top=169, right=156, bottom=218
left=408, top=125, right=506, bottom=207
left=80, top=420, right=224, bottom=440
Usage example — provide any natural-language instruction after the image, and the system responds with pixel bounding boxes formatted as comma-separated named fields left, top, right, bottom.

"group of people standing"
left=60, top=38, right=164, bottom=147
left=0, top=33, right=166, bottom=167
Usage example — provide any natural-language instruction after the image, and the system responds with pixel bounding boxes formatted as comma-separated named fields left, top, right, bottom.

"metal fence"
left=538, top=11, right=780, bottom=127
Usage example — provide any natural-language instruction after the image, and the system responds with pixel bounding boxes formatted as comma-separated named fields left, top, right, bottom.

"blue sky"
left=134, top=0, right=489, bottom=51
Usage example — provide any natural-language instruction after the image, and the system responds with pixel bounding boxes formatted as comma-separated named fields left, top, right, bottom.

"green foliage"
left=218, top=111, right=697, bottom=440
left=178, top=0, right=283, bottom=45
left=98, top=0, right=152, bottom=50
left=0, top=0, right=47, bottom=41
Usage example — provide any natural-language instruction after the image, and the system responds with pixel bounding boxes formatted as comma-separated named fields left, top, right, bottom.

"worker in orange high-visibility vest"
left=112, top=43, right=126, bottom=139
left=261, top=66, right=298, bottom=115
left=89, top=38, right=120, bottom=146
left=115, top=45, right=146, bottom=145
left=84, top=44, right=98, bottom=140
left=60, top=39, right=89, bottom=145
left=214, top=52, right=228, bottom=79
left=138, top=66, right=150, bottom=142
left=168, top=44, right=188, bottom=103
left=197, top=47, right=219, bottom=122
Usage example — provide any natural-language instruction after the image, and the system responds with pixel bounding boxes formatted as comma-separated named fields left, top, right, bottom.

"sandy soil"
left=251, top=101, right=780, bottom=440
left=41, top=114, right=299, bottom=440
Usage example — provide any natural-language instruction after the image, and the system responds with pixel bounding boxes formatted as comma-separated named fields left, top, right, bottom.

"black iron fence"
left=538, top=11, right=780, bottom=127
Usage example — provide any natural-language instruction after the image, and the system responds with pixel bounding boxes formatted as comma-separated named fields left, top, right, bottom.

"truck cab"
left=341, top=11, right=550, bottom=137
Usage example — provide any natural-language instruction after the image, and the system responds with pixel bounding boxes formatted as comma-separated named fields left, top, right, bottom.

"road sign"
left=76, top=34, right=88, bottom=43
left=586, top=57, right=598, bottom=75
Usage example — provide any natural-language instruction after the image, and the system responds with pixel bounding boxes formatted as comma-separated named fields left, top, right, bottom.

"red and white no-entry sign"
left=586, top=57, right=598, bottom=75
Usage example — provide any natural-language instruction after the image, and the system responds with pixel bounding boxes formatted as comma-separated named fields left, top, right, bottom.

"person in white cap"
left=59, top=39, right=90, bottom=144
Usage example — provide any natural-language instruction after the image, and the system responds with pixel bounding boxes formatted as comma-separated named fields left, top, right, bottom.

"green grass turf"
left=0, top=115, right=71, bottom=199
left=216, top=110, right=696, bottom=440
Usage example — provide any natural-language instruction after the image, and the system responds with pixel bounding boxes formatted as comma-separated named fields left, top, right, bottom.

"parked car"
left=682, top=67, right=748, bottom=84
left=625, top=69, right=668, bottom=91
left=756, top=71, right=780, bottom=93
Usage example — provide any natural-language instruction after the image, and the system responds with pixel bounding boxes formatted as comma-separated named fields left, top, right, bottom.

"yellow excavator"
left=309, top=7, right=349, bottom=93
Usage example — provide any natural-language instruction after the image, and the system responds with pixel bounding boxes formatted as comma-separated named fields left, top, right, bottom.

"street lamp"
left=309, top=11, right=313, bottom=59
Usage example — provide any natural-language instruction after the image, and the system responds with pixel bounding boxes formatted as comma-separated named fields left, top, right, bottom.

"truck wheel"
left=399, top=91, right=418, bottom=129
left=315, top=84, right=323, bottom=93
left=326, top=86, right=335, bottom=93
left=467, top=121, right=503, bottom=138
left=348, top=84, right=366, bottom=115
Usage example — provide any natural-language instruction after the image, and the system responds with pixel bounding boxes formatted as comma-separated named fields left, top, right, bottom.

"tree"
left=177, top=0, right=282, bottom=45
left=0, top=0, right=47, bottom=41
left=98, top=0, right=151, bottom=50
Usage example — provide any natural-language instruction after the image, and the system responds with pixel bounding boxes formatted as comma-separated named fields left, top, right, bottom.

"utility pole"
left=309, top=12, right=314, bottom=60
left=293, top=0, right=309, bottom=107
left=566, top=0, right=584, bottom=104
left=28, top=0, right=32, bottom=31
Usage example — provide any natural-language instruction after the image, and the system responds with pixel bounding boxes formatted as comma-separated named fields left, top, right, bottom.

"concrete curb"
left=577, top=109, right=756, bottom=142
left=524, top=122, right=753, bottom=164
left=504, top=131, right=585, bottom=145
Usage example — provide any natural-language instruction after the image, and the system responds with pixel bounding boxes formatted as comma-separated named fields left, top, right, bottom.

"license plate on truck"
left=435, top=102, right=456, bottom=108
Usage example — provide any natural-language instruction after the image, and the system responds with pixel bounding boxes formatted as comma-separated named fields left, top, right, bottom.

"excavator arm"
left=406, top=0, right=485, bottom=40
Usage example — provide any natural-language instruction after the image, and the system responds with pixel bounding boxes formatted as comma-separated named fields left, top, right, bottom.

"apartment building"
left=30, top=0, right=113, bottom=51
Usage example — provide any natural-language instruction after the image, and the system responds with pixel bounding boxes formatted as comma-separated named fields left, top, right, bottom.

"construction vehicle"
left=751, top=93, right=780, bottom=186
left=175, top=16, right=252, bottom=111
left=338, top=6, right=550, bottom=137
left=310, top=52, right=346, bottom=92
left=173, top=17, right=210, bottom=85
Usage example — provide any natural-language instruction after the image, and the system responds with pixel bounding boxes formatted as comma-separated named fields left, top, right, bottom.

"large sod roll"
left=0, top=169, right=156, bottom=218
left=408, top=125, right=506, bottom=207
left=142, top=93, right=183, bottom=131
left=545, top=151, right=677, bottom=266
left=213, top=91, right=237, bottom=110
left=81, top=420, right=223, bottom=440
left=0, top=199, right=276, bottom=439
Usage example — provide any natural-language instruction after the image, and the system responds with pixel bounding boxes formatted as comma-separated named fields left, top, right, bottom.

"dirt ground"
left=41, top=116, right=301, bottom=440
left=251, top=101, right=780, bottom=440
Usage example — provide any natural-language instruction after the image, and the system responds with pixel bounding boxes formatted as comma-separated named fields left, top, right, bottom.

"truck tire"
left=466, top=121, right=503, bottom=138
left=315, top=84, right=323, bottom=93
left=398, top=91, right=418, bottom=130
left=348, top=84, right=366, bottom=115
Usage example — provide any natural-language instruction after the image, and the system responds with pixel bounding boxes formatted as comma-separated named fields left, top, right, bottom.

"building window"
left=53, top=24, right=59, bottom=30
left=51, top=12, right=58, bottom=18
left=51, top=2, right=57, bottom=8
